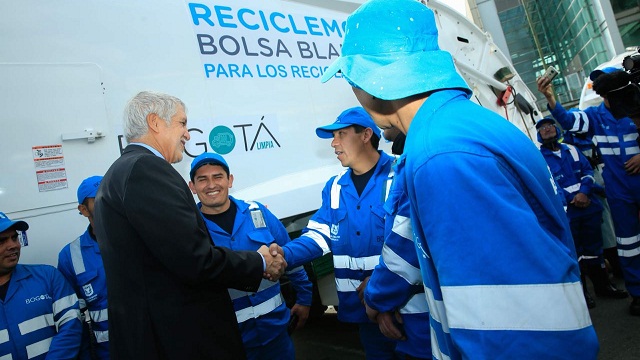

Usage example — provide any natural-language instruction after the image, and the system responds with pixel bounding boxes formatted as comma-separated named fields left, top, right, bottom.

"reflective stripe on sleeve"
left=392, top=215, right=413, bottom=240
left=285, top=266, right=305, bottom=275
left=0, top=330, right=8, bottom=344
left=0, top=354, right=13, bottom=360
left=53, top=294, right=78, bottom=317
left=617, top=234, right=640, bottom=246
left=425, top=285, right=449, bottom=333
left=333, top=254, right=379, bottom=271
left=563, top=183, right=580, bottom=193
left=399, top=293, right=429, bottom=315
left=235, top=293, right=283, bottom=323
left=94, top=330, right=109, bottom=343
left=228, top=278, right=278, bottom=300
left=623, top=133, right=639, bottom=142
left=89, top=308, right=108, bottom=323
left=19, top=314, right=54, bottom=335
left=26, top=337, right=52, bottom=359
left=70, top=238, right=85, bottom=275
left=56, top=309, right=80, bottom=330
left=570, top=112, right=589, bottom=133
left=618, top=247, right=640, bottom=258
left=441, top=281, right=591, bottom=331
left=381, top=244, right=421, bottom=284
left=335, top=278, right=361, bottom=292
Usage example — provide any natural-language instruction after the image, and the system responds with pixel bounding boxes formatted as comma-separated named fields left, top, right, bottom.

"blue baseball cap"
left=320, top=0, right=471, bottom=100
left=77, top=176, right=103, bottom=205
left=535, top=117, right=555, bottom=130
left=316, top=107, right=382, bottom=139
left=589, top=66, right=621, bottom=81
left=190, top=153, right=230, bottom=180
left=0, top=212, right=28, bottom=233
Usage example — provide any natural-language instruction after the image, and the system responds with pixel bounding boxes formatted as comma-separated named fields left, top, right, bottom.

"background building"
left=472, top=0, right=638, bottom=109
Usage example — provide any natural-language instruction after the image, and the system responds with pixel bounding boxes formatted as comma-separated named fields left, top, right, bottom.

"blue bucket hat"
left=316, top=107, right=382, bottom=139
left=589, top=66, right=620, bottom=81
left=0, top=212, right=28, bottom=233
left=77, top=176, right=103, bottom=205
left=320, top=0, right=471, bottom=100
left=190, top=153, right=230, bottom=180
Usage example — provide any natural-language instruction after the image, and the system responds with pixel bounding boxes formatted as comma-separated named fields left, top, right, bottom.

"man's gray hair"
left=123, top=91, right=186, bottom=142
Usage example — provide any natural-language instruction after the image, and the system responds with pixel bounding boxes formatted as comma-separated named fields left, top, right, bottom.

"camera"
left=601, top=47, right=640, bottom=120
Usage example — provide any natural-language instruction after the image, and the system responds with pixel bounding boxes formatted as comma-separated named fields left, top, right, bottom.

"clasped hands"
left=258, top=243, right=287, bottom=281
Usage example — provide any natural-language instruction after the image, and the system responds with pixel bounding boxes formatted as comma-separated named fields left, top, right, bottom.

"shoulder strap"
left=330, top=170, right=349, bottom=209
left=70, top=236, right=85, bottom=275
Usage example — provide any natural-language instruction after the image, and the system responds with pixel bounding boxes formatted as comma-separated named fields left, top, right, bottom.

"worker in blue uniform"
left=281, top=107, right=398, bottom=359
left=364, top=127, right=431, bottom=360
left=319, top=0, right=599, bottom=358
left=188, top=153, right=312, bottom=360
left=58, top=175, right=109, bottom=359
left=0, top=211, right=82, bottom=359
left=538, top=66, right=640, bottom=316
left=537, top=118, right=628, bottom=309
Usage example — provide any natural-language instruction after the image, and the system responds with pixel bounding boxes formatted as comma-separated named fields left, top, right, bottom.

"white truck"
left=0, top=0, right=540, bottom=309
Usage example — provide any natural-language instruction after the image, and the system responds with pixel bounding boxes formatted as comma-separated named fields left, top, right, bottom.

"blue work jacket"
left=0, top=264, right=82, bottom=359
left=58, top=227, right=109, bottom=359
left=283, top=151, right=395, bottom=323
left=200, top=197, right=312, bottom=348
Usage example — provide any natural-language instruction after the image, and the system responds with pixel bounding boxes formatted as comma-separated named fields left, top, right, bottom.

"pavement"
left=292, top=277, right=640, bottom=359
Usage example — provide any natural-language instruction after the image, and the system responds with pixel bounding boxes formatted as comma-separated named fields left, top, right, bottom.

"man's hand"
left=356, top=276, right=370, bottom=304
left=376, top=311, right=406, bottom=341
left=625, top=154, right=640, bottom=175
left=570, top=193, right=591, bottom=208
left=537, top=76, right=557, bottom=109
left=290, top=304, right=310, bottom=331
left=365, top=302, right=379, bottom=322
left=258, top=245, right=287, bottom=281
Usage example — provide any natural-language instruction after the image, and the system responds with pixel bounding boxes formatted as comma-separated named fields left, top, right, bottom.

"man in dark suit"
left=93, top=91, right=286, bottom=359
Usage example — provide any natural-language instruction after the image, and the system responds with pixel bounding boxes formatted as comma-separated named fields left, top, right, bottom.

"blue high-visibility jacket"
left=57, top=227, right=109, bottom=359
left=0, top=264, right=82, bottom=360
left=549, top=102, right=640, bottom=201
left=364, top=155, right=431, bottom=359
left=282, top=151, right=395, bottom=323
left=404, top=89, right=599, bottom=359
left=199, top=197, right=312, bottom=348
left=539, top=143, right=603, bottom=218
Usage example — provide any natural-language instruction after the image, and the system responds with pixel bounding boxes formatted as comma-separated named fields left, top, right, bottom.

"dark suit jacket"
left=94, top=145, right=263, bottom=359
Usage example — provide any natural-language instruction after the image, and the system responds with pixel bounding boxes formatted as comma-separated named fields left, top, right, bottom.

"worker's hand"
left=625, top=154, right=640, bottom=175
left=258, top=245, right=287, bottom=281
left=376, top=311, right=406, bottom=341
left=570, top=193, right=591, bottom=208
left=290, top=304, right=310, bottom=330
left=269, top=242, right=284, bottom=257
left=365, top=301, right=379, bottom=322
left=537, top=76, right=555, bottom=100
left=356, top=276, right=370, bottom=304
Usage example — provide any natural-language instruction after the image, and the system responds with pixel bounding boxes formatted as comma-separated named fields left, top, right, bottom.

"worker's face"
left=79, top=198, right=96, bottom=229
left=538, top=123, right=557, bottom=141
left=189, top=164, right=234, bottom=214
left=155, top=105, right=190, bottom=164
left=330, top=126, right=369, bottom=169
left=0, top=228, right=21, bottom=276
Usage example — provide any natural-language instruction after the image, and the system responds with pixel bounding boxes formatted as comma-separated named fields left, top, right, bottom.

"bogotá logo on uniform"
left=209, top=126, right=236, bottom=155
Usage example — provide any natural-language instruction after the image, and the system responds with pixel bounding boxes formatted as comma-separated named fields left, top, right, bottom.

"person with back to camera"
left=538, top=66, right=640, bottom=316
left=319, top=0, right=599, bottom=358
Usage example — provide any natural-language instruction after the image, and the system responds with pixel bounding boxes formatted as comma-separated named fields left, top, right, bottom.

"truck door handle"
left=61, top=128, right=105, bottom=143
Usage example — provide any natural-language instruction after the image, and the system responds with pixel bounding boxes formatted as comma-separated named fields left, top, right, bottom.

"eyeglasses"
left=538, top=124, right=555, bottom=131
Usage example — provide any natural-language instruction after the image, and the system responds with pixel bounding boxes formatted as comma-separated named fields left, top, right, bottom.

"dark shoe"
left=594, top=283, right=629, bottom=299
left=584, top=289, right=596, bottom=309
left=630, top=297, right=640, bottom=316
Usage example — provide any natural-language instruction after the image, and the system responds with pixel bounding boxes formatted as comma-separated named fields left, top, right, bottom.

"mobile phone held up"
left=542, top=66, right=559, bottom=82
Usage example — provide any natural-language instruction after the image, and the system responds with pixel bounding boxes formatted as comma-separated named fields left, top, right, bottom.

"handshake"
left=258, top=243, right=287, bottom=281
